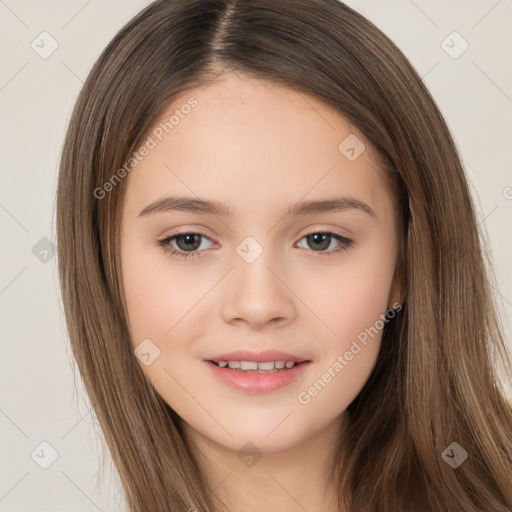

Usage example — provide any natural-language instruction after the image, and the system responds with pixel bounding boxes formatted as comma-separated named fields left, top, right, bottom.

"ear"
left=388, top=262, right=405, bottom=309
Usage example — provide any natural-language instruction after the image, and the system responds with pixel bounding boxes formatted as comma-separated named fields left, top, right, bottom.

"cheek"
left=294, top=260, right=394, bottom=415
left=121, top=240, right=207, bottom=344
left=120, top=241, right=211, bottom=405
left=297, top=239, right=396, bottom=355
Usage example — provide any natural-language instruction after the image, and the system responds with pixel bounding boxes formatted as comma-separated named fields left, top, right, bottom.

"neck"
left=183, top=413, right=349, bottom=512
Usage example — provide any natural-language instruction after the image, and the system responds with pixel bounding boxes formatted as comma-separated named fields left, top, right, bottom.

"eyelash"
left=157, top=230, right=354, bottom=260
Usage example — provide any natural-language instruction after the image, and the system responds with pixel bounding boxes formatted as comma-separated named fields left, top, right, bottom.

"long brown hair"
left=56, top=0, right=512, bottom=510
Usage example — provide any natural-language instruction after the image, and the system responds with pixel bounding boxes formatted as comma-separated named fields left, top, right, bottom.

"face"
left=119, top=72, right=401, bottom=454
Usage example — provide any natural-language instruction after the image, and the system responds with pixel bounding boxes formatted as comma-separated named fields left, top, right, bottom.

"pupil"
left=177, top=234, right=201, bottom=251
left=308, top=233, right=330, bottom=251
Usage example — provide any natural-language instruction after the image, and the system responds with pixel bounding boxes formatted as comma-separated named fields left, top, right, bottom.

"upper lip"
left=207, top=350, right=310, bottom=363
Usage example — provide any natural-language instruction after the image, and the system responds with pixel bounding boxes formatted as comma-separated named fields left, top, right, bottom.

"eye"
left=157, top=232, right=215, bottom=260
left=296, top=231, right=354, bottom=256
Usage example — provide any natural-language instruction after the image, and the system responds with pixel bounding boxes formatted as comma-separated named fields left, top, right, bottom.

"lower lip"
left=203, top=360, right=312, bottom=393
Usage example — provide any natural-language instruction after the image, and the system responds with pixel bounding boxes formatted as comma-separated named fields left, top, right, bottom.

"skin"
left=120, top=71, right=402, bottom=512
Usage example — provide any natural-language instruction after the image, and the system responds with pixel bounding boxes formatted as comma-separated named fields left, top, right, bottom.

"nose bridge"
left=234, top=234, right=283, bottom=297
left=220, top=234, right=296, bottom=328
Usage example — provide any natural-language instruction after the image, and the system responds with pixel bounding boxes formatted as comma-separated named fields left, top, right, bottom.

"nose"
left=220, top=251, right=297, bottom=330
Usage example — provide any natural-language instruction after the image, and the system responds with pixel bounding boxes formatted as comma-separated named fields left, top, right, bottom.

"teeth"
left=214, top=360, right=299, bottom=371
left=240, top=361, right=258, bottom=370
left=257, top=361, right=275, bottom=370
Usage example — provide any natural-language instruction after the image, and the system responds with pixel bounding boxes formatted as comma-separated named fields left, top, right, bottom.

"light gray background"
left=1, top=0, right=511, bottom=510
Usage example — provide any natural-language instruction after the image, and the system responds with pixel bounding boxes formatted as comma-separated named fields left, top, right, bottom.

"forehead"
left=122, top=72, right=391, bottom=220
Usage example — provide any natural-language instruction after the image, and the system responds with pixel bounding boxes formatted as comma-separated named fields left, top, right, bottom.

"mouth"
left=203, top=358, right=312, bottom=393
left=206, top=349, right=310, bottom=369
left=206, top=359, right=310, bottom=373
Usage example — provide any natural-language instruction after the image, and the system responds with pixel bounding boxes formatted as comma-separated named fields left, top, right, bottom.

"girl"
left=56, top=0, right=512, bottom=510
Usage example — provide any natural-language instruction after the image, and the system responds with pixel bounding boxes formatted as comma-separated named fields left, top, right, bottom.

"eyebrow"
left=138, top=195, right=376, bottom=218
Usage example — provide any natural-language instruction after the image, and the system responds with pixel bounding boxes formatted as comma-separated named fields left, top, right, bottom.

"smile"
left=203, top=360, right=311, bottom=393
left=210, top=360, right=300, bottom=372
